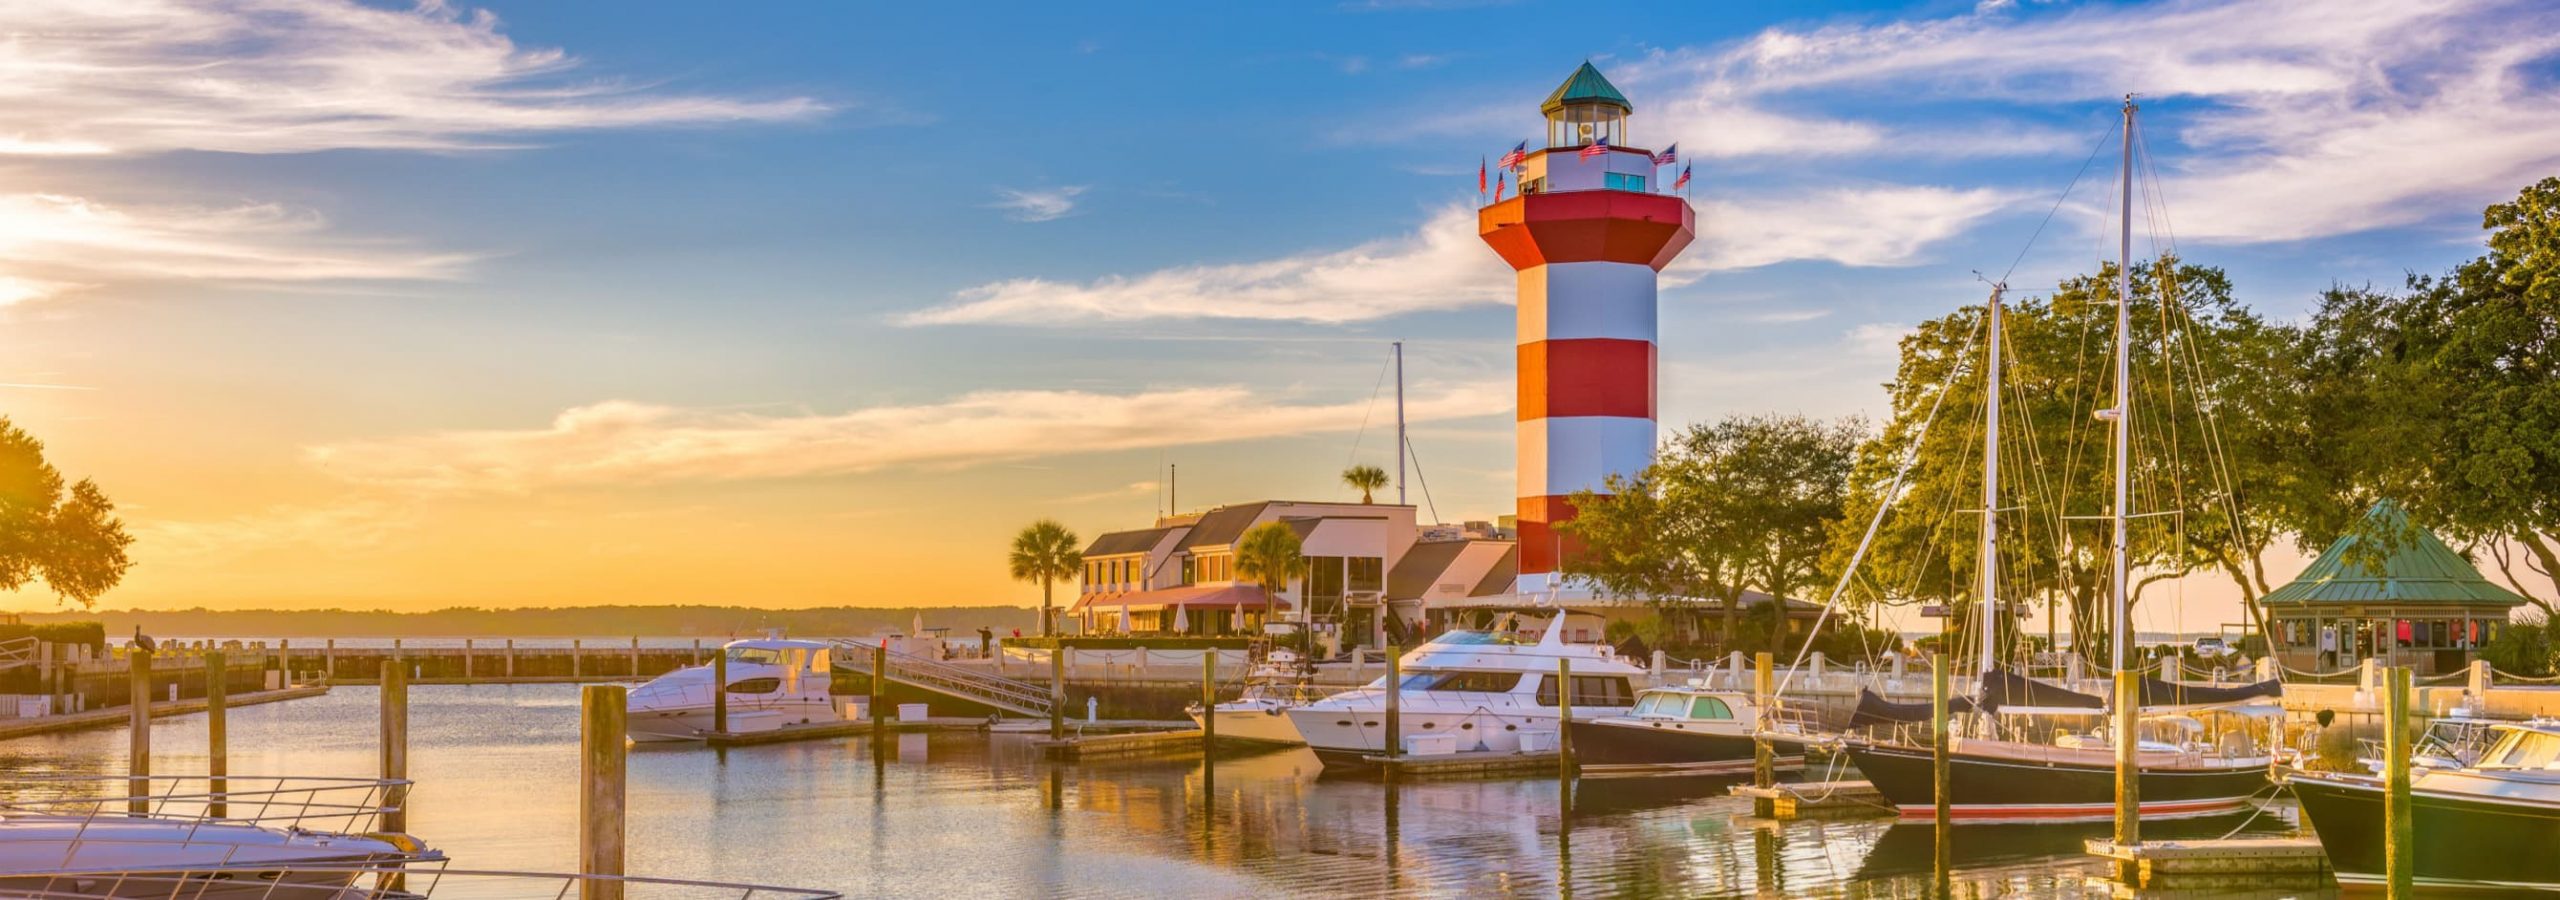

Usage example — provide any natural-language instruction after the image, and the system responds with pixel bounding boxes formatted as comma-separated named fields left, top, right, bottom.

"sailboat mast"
left=2110, top=94, right=2141, bottom=849
left=1395, top=341, right=1407, bottom=506
left=2110, top=98, right=2136, bottom=674
left=1978, top=285, right=2004, bottom=684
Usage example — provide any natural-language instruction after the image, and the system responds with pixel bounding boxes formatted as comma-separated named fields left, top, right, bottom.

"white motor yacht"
left=1285, top=608, right=1643, bottom=768
left=1189, top=648, right=1318, bottom=746
left=627, top=638, right=839, bottom=742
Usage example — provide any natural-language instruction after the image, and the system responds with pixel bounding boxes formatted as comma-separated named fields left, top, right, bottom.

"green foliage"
left=1009, top=519, right=1082, bottom=636
left=0, top=418, right=133, bottom=609
left=1234, top=521, right=1304, bottom=610
left=1827, top=263, right=2291, bottom=662
left=1341, top=464, right=1390, bottom=504
left=1558, top=413, right=1862, bottom=620
left=2480, top=612, right=2560, bottom=677
left=0, top=620, right=104, bottom=650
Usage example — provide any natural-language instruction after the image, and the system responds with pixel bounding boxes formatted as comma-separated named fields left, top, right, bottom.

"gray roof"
left=1084, top=526, right=1177, bottom=558
left=1388, top=540, right=1471, bottom=599
left=1182, top=502, right=1272, bottom=550
left=1469, top=544, right=1520, bottom=596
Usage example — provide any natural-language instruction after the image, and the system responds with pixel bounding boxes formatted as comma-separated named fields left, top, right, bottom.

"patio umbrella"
left=912, top=611, right=924, bottom=637
left=1117, top=603, right=1133, bottom=634
left=1171, top=604, right=1190, bottom=634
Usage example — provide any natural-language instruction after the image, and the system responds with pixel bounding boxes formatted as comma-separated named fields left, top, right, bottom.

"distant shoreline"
left=10, top=604, right=1043, bottom=638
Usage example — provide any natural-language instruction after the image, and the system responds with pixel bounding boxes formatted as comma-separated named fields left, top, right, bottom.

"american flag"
left=1673, top=163, right=1692, bottom=191
left=1579, top=135, right=1610, bottom=160
left=1652, top=143, right=1679, bottom=167
left=1494, top=171, right=1508, bottom=203
left=1478, top=157, right=1487, bottom=195
left=1497, top=140, right=1527, bottom=170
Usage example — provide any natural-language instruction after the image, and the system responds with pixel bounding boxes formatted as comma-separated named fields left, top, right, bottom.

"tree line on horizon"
left=1561, top=176, right=2560, bottom=665
left=15, top=604, right=1043, bottom=638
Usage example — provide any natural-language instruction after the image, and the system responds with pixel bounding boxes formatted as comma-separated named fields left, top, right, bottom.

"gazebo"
left=2261, top=500, right=2529, bottom=676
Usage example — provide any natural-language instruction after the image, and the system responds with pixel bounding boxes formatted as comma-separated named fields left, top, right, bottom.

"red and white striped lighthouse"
left=1479, top=62, right=1695, bottom=591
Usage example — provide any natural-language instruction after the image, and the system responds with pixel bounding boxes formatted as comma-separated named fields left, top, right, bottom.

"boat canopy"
left=1976, top=667, right=2280, bottom=713
left=1847, top=689, right=1977, bottom=726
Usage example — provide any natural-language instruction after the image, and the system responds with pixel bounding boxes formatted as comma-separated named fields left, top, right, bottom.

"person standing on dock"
left=978, top=627, right=994, bottom=659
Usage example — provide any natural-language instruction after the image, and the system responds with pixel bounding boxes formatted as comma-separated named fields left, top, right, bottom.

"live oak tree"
left=1558, top=414, right=1861, bottom=650
left=0, top=418, right=134, bottom=609
left=1008, top=519, right=1081, bottom=637
left=1825, top=263, right=2289, bottom=661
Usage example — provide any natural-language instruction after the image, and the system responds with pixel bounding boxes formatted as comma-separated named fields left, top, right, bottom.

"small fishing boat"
left=1569, top=682, right=1812, bottom=778
left=1188, top=648, right=1317, bottom=746
left=626, top=638, right=839, bottom=742
left=1285, top=606, right=1642, bottom=768
left=2292, top=720, right=2560, bottom=893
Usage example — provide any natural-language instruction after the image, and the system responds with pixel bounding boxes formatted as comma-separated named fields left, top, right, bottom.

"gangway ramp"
left=830, top=641, right=1053, bottom=718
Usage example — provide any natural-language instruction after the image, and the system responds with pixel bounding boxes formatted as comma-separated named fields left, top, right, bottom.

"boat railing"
left=0, top=774, right=416, bottom=845
left=0, top=636, right=37, bottom=671
left=833, top=642, right=1054, bottom=718
left=0, top=864, right=844, bottom=900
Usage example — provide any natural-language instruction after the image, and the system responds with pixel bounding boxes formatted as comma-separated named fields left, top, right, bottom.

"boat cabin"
left=2477, top=723, right=2560, bottom=771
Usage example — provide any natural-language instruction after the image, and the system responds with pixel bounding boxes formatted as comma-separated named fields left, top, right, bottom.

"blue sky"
left=1, top=0, right=2553, bottom=619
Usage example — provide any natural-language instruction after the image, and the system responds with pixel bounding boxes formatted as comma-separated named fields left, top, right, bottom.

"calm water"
left=0, top=685, right=2326, bottom=898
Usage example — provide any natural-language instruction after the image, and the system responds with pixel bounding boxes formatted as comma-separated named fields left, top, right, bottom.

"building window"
left=1179, top=556, right=1195, bottom=585
left=1348, top=557, right=1383, bottom=593
left=1521, top=177, right=1546, bottom=195
left=1604, top=172, right=1646, bottom=192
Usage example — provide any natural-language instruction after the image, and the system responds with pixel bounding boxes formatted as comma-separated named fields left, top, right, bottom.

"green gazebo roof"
left=2259, top=500, right=2529, bottom=609
left=1542, top=61, right=1632, bottom=114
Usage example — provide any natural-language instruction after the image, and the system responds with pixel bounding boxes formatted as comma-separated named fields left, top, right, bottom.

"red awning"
left=1070, top=584, right=1277, bottom=613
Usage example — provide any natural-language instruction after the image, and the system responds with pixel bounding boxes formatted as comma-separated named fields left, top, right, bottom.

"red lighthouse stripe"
left=1478, top=192, right=1696, bottom=271
left=1516, top=494, right=1580, bottom=576
left=1518, top=339, right=1655, bottom=420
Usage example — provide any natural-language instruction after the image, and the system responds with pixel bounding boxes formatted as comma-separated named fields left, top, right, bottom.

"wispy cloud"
left=0, top=0, right=827, bottom=157
left=903, top=205, right=1509, bottom=326
left=1057, top=481, right=1160, bottom=504
left=305, top=382, right=1512, bottom=493
left=1627, top=0, right=2560, bottom=242
left=0, top=193, right=469, bottom=306
left=1680, top=186, right=2021, bottom=274
left=134, top=501, right=418, bottom=559
left=991, top=186, right=1089, bottom=223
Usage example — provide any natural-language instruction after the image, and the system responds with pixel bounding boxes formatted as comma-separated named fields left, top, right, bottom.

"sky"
left=2, top=0, right=2556, bottom=626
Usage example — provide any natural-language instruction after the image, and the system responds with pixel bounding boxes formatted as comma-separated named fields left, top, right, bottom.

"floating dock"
left=1035, top=728, right=1203, bottom=760
left=1729, top=780, right=1892, bottom=820
left=0, top=685, right=328, bottom=740
left=2083, top=837, right=2330, bottom=892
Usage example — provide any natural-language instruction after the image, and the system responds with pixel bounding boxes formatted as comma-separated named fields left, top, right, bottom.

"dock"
left=0, top=685, right=327, bottom=740
left=1729, top=780, right=1892, bottom=820
left=2083, top=837, right=2331, bottom=891
left=1035, top=728, right=1203, bottom=760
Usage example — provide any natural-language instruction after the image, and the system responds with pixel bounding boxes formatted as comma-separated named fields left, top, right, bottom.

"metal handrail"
left=0, top=865, right=843, bottom=900
left=0, top=636, right=36, bottom=670
left=0, top=774, right=419, bottom=869
left=830, top=643, right=1053, bottom=716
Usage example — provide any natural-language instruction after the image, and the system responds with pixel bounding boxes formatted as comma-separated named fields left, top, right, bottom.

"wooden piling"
left=1557, top=657, right=1574, bottom=780
left=127, top=648, right=151, bottom=816
left=1754, top=651, right=1775, bottom=789
left=379, top=663, right=408, bottom=834
left=2114, top=667, right=2141, bottom=880
left=1201, top=649, right=1218, bottom=751
left=712, top=648, right=729, bottom=734
left=506, top=638, right=516, bottom=678
left=580, top=684, right=627, bottom=900
left=2384, top=666, right=2413, bottom=898
left=628, top=637, right=639, bottom=677
left=1050, top=644, right=1066, bottom=741
left=1931, top=652, right=1950, bottom=878
left=572, top=639, right=582, bottom=678
left=207, top=650, right=228, bottom=819
left=324, top=638, right=335, bottom=681
left=871, top=642, right=889, bottom=731
left=463, top=639, right=473, bottom=679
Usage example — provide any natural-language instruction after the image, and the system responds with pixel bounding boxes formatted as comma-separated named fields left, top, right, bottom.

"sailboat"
left=1837, top=98, right=2281, bottom=824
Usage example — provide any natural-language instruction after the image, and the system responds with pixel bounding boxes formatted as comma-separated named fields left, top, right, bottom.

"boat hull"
left=1569, top=719, right=1807, bottom=778
left=1288, top=702, right=1628, bottom=767
left=2291, top=774, right=2560, bottom=894
left=625, top=701, right=829, bottom=742
left=1843, top=740, right=2271, bottom=823
left=1191, top=702, right=1307, bottom=746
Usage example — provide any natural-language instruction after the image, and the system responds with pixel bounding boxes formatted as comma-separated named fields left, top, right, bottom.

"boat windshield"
left=1368, top=670, right=1524, bottom=692
left=2481, top=729, right=2560, bottom=770
left=725, top=647, right=784, bottom=666
left=1430, top=629, right=1530, bottom=647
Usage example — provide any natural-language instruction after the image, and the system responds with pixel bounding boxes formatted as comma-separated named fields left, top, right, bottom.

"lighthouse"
left=1479, top=62, right=1695, bottom=592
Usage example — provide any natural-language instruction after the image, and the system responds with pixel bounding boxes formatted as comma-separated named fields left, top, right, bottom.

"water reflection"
left=0, top=685, right=2332, bottom=898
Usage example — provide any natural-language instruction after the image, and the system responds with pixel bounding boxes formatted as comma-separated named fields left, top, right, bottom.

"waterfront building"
left=1478, top=62, right=1695, bottom=593
left=2262, top=499, right=2528, bottom=676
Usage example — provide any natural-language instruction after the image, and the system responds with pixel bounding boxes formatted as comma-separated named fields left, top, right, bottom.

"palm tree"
left=1234, top=521, right=1305, bottom=619
left=1009, top=519, right=1082, bottom=637
left=1342, top=464, right=1390, bottom=504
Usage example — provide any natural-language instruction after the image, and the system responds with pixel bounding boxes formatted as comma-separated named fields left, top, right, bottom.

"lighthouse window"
left=1604, top=173, right=1646, bottom=192
left=1521, top=177, right=1546, bottom=195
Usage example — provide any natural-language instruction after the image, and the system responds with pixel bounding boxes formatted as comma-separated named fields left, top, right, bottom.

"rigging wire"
left=1341, top=348, right=1396, bottom=470
left=1401, top=433, right=1442, bottom=524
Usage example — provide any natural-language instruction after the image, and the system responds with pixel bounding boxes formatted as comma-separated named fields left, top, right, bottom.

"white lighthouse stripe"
left=1515, top=262, right=1657, bottom=344
left=1516, top=416, right=1657, bottom=499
